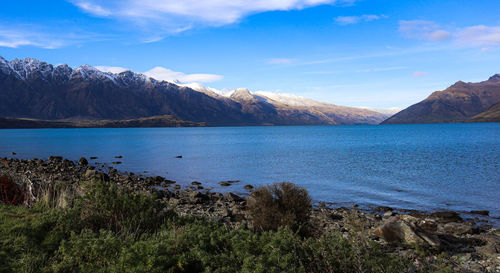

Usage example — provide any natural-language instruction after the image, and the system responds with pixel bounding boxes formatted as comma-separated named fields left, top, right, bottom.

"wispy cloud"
left=399, top=20, right=452, bottom=41
left=334, top=14, right=387, bottom=25
left=0, top=24, right=102, bottom=49
left=267, top=58, right=297, bottom=65
left=304, top=66, right=407, bottom=74
left=399, top=20, right=500, bottom=48
left=455, top=25, right=500, bottom=47
left=73, top=1, right=111, bottom=16
left=296, top=46, right=444, bottom=66
left=70, top=0, right=352, bottom=33
left=413, top=71, right=428, bottom=77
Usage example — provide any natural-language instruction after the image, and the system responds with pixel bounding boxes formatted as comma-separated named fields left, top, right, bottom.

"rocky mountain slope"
left=0, top=56, right=387, bottom=126
left=382, top=74, right=500, bottom=124
left=467, top=101, right=500, bottom=123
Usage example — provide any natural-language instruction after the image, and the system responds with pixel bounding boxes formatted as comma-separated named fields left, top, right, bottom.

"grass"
left=0, top=180, right=452, bottom=273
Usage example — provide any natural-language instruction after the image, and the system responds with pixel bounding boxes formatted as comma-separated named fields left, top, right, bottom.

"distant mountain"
left=466, top=101, right=500, bottom=123
left=382, top=74, right=500, bottom=124
left=0, top=115, right=207, bottom=129
left=0, top=56, right=387, bottom=126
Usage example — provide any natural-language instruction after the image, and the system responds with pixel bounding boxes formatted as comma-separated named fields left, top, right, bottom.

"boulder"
left=443, top=222, right=474, bottom=236
left=78, top=157, right=88, bottom=166
left=431, top=211, right=463, bottom=223
left=224, top=192, right=242, bottom=202
left=48, top=156, right=63, bottom=162
left=189, top=191, right=206, bottom=204
left=373, top=217, right=440, bottom=246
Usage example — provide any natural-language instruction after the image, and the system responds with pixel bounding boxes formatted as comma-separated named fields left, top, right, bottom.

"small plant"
left=0, top=175, right=25, bottom=205
left=247, top=182, right=312, bottom=234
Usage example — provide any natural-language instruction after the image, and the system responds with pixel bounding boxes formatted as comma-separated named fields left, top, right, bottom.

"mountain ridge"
left=381, top=74, right=500, bottom=124
left=0, top=56, right=388, bottom=126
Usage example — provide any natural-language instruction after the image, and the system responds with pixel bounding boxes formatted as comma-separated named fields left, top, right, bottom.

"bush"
left=247, top=182, right=312, bottom=234
left=0, top=175, right=25, bottom=205
left=76, top=180, right=175, bottom=236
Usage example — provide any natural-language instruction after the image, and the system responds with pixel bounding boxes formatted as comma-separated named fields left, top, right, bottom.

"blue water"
left=1, top=123, right=499, bottom=219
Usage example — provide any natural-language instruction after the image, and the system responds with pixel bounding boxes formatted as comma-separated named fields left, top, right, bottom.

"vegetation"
left=0, top=179, right=452, bottom=272
left=247, top=182, right=312, bottom=234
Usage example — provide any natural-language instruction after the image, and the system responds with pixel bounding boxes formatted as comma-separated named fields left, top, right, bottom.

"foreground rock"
left=1, top=156, right=499, bottom=272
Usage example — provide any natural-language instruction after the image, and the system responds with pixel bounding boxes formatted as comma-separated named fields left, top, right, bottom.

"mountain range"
left=382, top=74, right=500, bottom=124
left=0, top=56, right=388, bottom=127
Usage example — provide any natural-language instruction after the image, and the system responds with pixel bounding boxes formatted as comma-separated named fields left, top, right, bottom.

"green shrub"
left=75, top=180, right=175, bottom=236
left=247, top=182, right=312, bottom=234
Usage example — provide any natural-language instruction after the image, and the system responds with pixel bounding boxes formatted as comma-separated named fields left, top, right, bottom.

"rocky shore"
left=1, top=156, right=499, bottom=272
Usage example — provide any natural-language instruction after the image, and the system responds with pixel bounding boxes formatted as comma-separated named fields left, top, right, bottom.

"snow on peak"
left=254, top=91, right=326, bottom=107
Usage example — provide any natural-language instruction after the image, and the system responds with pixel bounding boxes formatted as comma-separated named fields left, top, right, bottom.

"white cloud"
left=335, top=14, right=386, bottom=25
left=399, top=20, right=500, bottom=48
left=413, top=71, right=428, bottom=78
left=95, top=65, right=223, bottom=83
left=70, top=0, right=350, bottom=32
left=399, top=20, right=451, bottom=41
left=267, top=58, right=296, bottom=64
left=95, top=66, right=129, bottom=74
left=143, top=66, right=223, bottom=83
left=455, top=25, right=500, bottom=47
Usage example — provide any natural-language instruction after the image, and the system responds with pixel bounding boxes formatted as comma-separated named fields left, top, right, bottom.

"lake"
left=1, top=123, right=499, bottom=219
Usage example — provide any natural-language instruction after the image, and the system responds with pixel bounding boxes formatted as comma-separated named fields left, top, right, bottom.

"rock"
left=416, top=219, right=438, bottom=232
left=375, top=206, right=393, bottom=212
left=169, top=198, right=181, bottom=206
left=10, top=152, right=16, bottom=155
left=220, top=182, right=231, bottom=186
left=48, top=156, right=63, bottom=162
left=173, top=185, right=181, bottom=190
left=383, top=211, right=395, bottom=218
left=189, top=191, right=205, bottom=203
left=112, top=161, right=122, bottom=164
left=373, top=217, right=440, bottom=246
left=373, top=220, right=403, bottom=243
left=154, top=176, right=164, bottom=183
left=114, top=156, right=123, bottom=158
left=176, top=155, right=182, bottom=158
left=474, top=233, right=500, bottom=257
left=471, top=210, right=489, bottom=216
left=443, top=222, right=473, bottom=235
left=431, top=211, right=463, bottom=223
left=90, top=156, right=98, bottom=160
left=78, top=157, right=88, bottom=166
left=197, top=185, right=204, bottom=190
left=224, top=192, right=242, bottom=202
left=164, top=179, right=176, bottom=184
left=191, top=181, right=202, bottom=185
left=84, top=169, right=97, bottom=178
left=244, top=184, right=254, bottom=190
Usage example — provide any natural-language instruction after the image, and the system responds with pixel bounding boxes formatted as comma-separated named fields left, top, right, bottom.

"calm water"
left=1, top=123, right=499, bottom=219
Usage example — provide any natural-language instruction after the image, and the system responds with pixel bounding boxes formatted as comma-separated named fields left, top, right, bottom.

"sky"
left=1, top=0, right=499, bottom=109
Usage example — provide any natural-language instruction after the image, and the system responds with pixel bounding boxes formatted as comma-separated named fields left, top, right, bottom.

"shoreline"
left=1, top=156, right=500, bottom=272
left=0, top=155, right=497, bottom=227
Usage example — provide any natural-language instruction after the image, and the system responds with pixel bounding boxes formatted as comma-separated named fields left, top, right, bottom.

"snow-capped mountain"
left=0, top=56, right=388, bottom=125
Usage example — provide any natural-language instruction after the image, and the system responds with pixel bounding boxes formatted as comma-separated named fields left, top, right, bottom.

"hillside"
left=382, top=74, right=500, bottom=124
left=0, top=115, right=207, bottom=129
left=0, top=57, right=387, bottom=126
left=467, top=101, right=500, bottom=123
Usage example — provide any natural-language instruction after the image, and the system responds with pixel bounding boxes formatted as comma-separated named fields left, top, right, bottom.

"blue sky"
left=1, top=0, right=499, bottom=109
